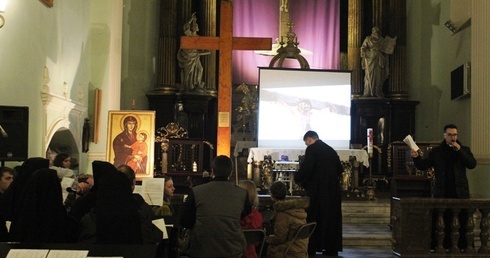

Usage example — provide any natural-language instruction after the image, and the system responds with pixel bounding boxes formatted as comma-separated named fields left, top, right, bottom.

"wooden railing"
left=392, top=197, right=490, bottom=257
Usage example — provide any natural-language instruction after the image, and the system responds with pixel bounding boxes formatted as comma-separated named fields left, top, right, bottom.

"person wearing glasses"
left=411, top=123, right=477, bottom=250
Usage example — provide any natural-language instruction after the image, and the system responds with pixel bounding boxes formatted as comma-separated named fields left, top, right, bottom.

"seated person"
left=180, top=155, right=252, bottom=257
left=69, top=161, right=115, bottom=222
left=10, top=168, right=78, bottom=243
left=238, top=180, right=263, bottom=258
left=79, top=166, right=162, bottom=244
left=0, top=166, right=15, bottom=241
left=152, top=175, right=176, bottom=218
left=50, top=152, right=75, bottom=179
left=266, top=181, right=309, bottom=258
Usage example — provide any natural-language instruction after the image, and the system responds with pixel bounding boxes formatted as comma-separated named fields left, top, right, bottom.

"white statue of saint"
left=361, top=27, right=397, bottom=97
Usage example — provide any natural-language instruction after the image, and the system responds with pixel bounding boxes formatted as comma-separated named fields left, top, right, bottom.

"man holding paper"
left=410, top=124, right=477, bottom=249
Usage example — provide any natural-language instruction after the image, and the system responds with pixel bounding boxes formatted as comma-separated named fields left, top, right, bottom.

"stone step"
left=343, top=213, right=390, bottom=224
left=342, top=199, right=392, bottom=247
left=342, top=199, right=391, bottom=224
left=343, top=223, right=392, bottom=247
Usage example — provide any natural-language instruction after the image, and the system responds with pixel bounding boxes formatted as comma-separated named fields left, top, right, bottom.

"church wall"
left=407, top=0, right=471, bottom=143
left=0, top=0, right=91, bottom=168
left=0, top=0, right=122, bottom=175
left=120, top=0, right=159, bottom=110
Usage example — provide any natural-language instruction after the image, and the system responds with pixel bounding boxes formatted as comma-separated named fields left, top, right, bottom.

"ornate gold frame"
left=106, top=110, right=156, bottom=179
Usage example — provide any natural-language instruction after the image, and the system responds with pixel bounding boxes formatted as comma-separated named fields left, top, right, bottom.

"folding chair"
left=284, top=222, right=317, bottom=256
left=242, top=229, right=266, bottom=258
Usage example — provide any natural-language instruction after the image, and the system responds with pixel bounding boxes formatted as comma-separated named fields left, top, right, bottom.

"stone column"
left=153, top=0, right=181, bottom=94
left=348, top=0, right=364, bottom=98
left=200, top=0, right=217, bottom=94
left=385, top=0, right=407, bottom=99
left=471, top=1, right=490, bottom=164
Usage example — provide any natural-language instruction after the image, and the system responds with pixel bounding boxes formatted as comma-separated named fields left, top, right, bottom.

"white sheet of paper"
left=403, top=135, right=420, bottom=151
left=141, top=178, right=165, bottom=192
left=6, top=249, right=49, bottom=258
left=139, top=178, right=165, bottom=206
left=152, top=218, right=168, bottom=239
left=47, top=250, right=89, bottom=258
left=60, top=177, right=75, bottom=202
left=133, top=185, right=142, bottom=194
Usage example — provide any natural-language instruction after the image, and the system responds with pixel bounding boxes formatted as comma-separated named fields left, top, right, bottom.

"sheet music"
left=6, top=249, right=49, bottom=258
left=152, top=218, right=168, bottom=239
left=47, top=250, right=89, bottom=258
left=135, top=178, right=165, bottom=206
left=61, top=177, right=75, bottom=203
left=403, top=135, right=420, bottom=151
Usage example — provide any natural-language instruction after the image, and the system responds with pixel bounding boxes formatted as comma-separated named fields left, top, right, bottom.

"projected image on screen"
left=258, top=68, right=351, bottom=149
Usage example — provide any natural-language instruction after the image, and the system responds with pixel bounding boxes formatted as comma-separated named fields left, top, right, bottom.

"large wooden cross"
left=180, top=0, right=272, bottom=157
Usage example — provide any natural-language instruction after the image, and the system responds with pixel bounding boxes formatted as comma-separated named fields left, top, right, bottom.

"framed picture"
left=106, top=110, right=156, bottom=179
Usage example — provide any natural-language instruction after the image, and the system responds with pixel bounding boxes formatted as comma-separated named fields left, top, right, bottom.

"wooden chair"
left=242, top=229, right=266, bottom=258
left=284, top=222, right=317, bottom=256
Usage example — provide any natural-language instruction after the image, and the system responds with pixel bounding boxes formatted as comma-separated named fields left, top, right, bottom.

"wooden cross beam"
left=180, top=0, right=271, bottom=157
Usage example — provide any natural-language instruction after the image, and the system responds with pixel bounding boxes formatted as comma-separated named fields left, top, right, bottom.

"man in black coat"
left=411, top=124, right=477, bottom=249
left=294, top=130, right=343, bottom=256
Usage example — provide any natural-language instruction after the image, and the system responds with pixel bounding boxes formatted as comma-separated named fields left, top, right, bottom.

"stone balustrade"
left=392, top=197, right=490, bottom=257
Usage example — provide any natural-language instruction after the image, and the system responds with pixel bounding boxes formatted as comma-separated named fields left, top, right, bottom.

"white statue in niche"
left=361, top=27, right=397, bottom=98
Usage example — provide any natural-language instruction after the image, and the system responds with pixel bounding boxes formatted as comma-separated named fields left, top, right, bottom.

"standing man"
left=113, top=115, right=138, bottom=168
left=411, top=124, right=477, bottom=249
left=180, top=155, right=251, bottom=257
left=294, top=131, right=343, bottom=256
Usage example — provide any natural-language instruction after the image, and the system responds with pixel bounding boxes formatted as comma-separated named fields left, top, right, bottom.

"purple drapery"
left=232, top=0, right=340, bottom=84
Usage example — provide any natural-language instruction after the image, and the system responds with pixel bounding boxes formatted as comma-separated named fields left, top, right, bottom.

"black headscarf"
left=69, top=160, right=118, bottom=221
left=10, top=168, right=74, bottom=243
left=91, top=160, right=116, bottom=192
left=0, top=157, right=49, bottom=221
left=95, top=169, right=143, bottom=244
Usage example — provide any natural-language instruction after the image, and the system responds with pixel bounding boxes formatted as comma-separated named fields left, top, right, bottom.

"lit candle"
left=247, top=163, right=253, bottom=179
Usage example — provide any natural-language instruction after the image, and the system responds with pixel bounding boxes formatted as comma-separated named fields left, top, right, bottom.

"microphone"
left=0, top=125, right=7, bottom=138
left=449, top=140, right=457, bottom=150
left=66, top=187, right=77, bottom=193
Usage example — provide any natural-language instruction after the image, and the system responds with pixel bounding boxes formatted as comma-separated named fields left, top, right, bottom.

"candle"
left=247, top=163, right=253, bottom=179
left=367, top=128, right=374, bottom=156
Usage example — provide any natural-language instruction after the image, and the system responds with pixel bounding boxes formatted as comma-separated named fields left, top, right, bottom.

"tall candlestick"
left=367, top=128, right=374, bottom=157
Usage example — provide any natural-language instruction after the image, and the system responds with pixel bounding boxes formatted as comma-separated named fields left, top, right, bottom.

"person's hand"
left=76, top=182, right=91, bottom=195
left=411, top=150, right=419, bottom=158
left=451, top=141, right=461, bottom=151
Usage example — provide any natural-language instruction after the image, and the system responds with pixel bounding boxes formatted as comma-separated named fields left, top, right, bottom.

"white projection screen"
left=258, top=68, right=352, bottom=149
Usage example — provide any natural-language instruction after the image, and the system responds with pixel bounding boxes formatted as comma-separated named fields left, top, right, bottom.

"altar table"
left=247, top=148, right=369, bottom=167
